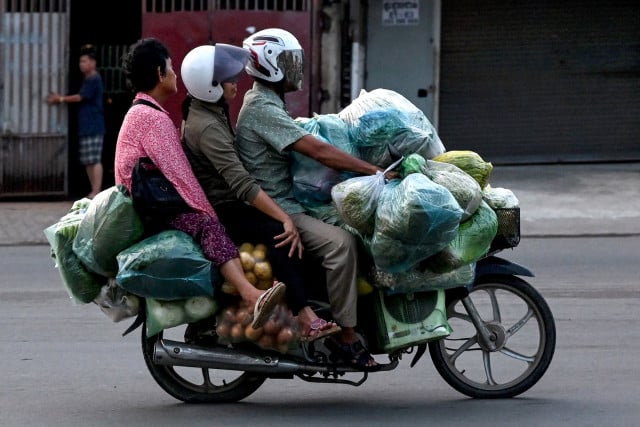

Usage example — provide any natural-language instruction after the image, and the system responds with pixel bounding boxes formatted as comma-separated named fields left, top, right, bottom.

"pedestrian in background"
left=47, top=44, right=106, bottom=199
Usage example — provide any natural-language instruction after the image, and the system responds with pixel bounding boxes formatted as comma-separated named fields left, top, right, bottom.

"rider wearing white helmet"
left=236, top=28, right=395, bottom=370
left=243, top=27, right=304, bottom=92
left=181, top=43, right=341, bottom=344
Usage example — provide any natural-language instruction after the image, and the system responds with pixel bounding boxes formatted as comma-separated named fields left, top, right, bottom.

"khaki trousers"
left=291, top=213, right=359, bottom=327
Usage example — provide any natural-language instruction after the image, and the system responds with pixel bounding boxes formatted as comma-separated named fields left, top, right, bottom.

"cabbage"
left=433, top=150, right=493, bottom=189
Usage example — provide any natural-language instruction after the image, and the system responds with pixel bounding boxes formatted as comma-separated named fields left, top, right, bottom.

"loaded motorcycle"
left=125, top=207, right=556, bottom=403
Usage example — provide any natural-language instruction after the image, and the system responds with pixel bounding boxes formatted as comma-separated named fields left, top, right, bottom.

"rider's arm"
left=291, top=134, right=381, bottom=176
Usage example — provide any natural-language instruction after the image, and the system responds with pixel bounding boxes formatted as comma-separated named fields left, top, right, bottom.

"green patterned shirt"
left=236, top=81, right=309, bottom=215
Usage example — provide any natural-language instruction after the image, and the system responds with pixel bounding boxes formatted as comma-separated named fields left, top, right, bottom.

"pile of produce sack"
left=72, top=185, right=144, bottom=277
left=44, top=199, right=105, bottom=304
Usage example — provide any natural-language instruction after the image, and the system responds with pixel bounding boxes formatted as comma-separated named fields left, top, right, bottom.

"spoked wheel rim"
left=429, top=276, right=556, bottom=398
left=141, top=324, right=266, bottom=403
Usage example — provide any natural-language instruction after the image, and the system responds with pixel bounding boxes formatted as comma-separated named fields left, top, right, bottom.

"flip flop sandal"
left=251, top=281, right=286, bottom=329
left=325, top=336, right=380, bottom=372
left=299, top=319, right=342, bottom=343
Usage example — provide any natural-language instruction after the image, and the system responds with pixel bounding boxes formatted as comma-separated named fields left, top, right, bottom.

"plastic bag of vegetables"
left=371, top=262, right=476, bottom=294
left=339, top=88, right=444, bottom=141
left=44, top=206, right=105, bottom=304
left=93, top=278, right=141, bottom=322
left=291, top=114, right=357, bottom=206
left=331, top=171, right=386, bottom=236
left=73, top=185, right=144, bottom=277
left=146, top=295, right=218, bottom=337
left=401, top=154, right=483, bottom=221
left=371, top=174, right=463, bottom=273
left=116, top=230, right=222, bottom=300
left=483, top=185, right=520, bottom=209
left=331, top=157, right=403, bottom=236
left=423, top=201, right=498, bottom=273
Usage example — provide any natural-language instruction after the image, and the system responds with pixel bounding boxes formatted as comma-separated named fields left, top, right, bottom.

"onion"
left=244, top=271, right=258, bottom=286
left=216, top=322, right=230, bottom=338
left=230, top=323, right=244, bottom=340
left=253, top=261, right=272, bottom=280
left=252, top=249, right=267, bottom=262
left=263, top=318, right=279, bottom=336
left=222, top=307, right=236, bottom=323
left=236, top=308, right=251, bottom=326
left=245, top=324, right=263, bottom=341
left=184, top=296, right=216, bottom=320
left=240, top=252, right=256, bottom=272
left=258, top=334, right=274, bottom=349
left=277, top=327, right=294, bottom=345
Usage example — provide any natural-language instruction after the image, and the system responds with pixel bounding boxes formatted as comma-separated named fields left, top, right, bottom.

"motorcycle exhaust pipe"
left=153, top=339, right=328, bottom=375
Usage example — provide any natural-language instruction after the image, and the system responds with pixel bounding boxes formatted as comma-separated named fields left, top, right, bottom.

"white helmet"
left=243, top=28, right=304, bottom=91
left=181, top=43, right=250, bottom=102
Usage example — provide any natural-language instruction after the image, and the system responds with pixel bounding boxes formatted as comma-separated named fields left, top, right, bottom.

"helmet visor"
left=277, top=49, right=304, bottom=90
left=213, top=44, right=251, bottom=84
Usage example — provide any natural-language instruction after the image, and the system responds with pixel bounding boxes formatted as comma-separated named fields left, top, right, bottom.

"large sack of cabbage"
left=73, top=185, right=144, bottom=277
left=371, top=262, right=476, bottom=294
left=331, top=171, right=386, bottom=236
left=423, top=201, right=498, bottom=273
left=145, top=296, right=218, bottom=337
left=43, top=202, right=105, bottom=304
left=116, top=230, right=222, bottom=300
left=348, top=108, right=444, bottom=167
left=338, top=89, right=445, bottom=165
left=401, top=154, right=483, bottom=221
left=291, top=114, right=357, bottom=206
left=339, top=88, right=443, bottom=137
left=433, top=150, right=493, bottom=189
left=483, top=185, right=520, bottom=209
left=371, top=174, right=463, bottom=272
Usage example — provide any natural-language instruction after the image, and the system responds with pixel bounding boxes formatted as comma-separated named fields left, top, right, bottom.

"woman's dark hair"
left=122, top=38, right=170, bottom=92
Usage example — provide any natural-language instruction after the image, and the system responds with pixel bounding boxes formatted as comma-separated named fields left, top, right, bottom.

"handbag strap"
left=132, top=98, right=162, bottom=111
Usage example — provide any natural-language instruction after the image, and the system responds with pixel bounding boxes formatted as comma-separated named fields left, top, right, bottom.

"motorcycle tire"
left=141, top=324, right=267, bottom=403
left=428, top=274, right=556, bottom=398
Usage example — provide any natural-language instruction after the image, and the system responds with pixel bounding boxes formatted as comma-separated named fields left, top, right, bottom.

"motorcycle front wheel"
left=428, top=275, right=556, bottom=398
left=141, top=324, right=266, bottom=403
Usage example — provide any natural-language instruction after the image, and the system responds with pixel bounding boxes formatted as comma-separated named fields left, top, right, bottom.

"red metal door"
left=141, top=1, right=315, bottom=128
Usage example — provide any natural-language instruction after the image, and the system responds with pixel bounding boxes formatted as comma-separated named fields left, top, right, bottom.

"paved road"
left=2, top=237, right=640, bottom=426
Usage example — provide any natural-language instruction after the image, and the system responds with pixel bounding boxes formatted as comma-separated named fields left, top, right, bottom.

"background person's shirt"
left=78, top=74, right=106, bottom=137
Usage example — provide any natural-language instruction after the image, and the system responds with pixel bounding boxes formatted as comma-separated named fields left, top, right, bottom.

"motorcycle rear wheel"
left=141, top=324, right=267, bottom=403
left=428, top=275, right=556, bottom=398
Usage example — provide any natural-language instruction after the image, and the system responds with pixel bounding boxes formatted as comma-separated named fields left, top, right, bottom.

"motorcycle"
left=128, top=208, right=556, bottom=403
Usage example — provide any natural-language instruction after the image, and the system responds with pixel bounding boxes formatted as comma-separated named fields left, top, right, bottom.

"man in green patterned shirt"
left=236, top=28, right=391, bottom=371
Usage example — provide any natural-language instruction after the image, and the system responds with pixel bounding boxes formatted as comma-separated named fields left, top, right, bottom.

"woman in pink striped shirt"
left=115, top=38, right=284, bottom=329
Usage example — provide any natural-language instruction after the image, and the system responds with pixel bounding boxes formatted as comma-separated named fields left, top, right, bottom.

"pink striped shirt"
left=114, top=93, right=216, bottom=218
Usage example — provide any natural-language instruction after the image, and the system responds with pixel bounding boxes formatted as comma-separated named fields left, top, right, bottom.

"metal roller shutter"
left=439, top=0, right=640, bottom=164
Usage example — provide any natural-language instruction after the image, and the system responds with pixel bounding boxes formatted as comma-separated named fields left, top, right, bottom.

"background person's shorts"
left=78, top=135, right=104, bottom=165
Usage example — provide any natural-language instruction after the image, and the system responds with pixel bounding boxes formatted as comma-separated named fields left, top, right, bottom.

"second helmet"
left=181, top=43, right=250, bottom=102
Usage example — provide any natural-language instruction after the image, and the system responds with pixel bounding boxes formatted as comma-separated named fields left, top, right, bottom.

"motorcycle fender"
left=475, top=255, right=534, bottom=279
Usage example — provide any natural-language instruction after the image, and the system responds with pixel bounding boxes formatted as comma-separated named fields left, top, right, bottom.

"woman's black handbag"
left=131, top=156, right=190, bottom=218
left=128, top=98, right=190, bottom=219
